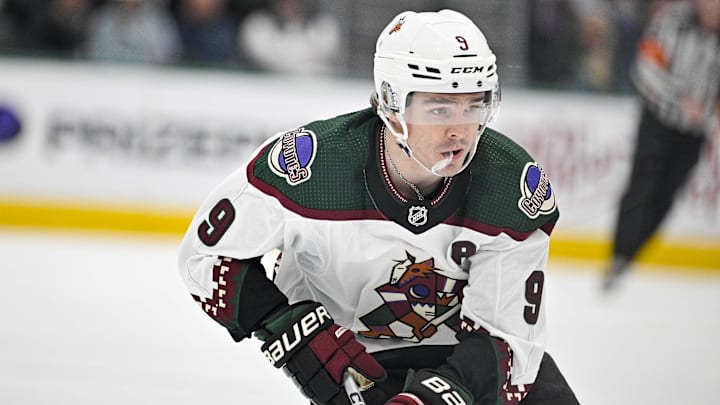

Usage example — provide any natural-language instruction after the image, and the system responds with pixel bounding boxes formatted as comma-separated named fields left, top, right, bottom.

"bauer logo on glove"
left=261, top=303, right=333, bottom=366
left=255, top=301, right=386, bottom=404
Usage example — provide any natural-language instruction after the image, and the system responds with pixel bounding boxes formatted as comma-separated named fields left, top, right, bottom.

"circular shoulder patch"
left=268, top=128, right=317, bottom=185
left=518, top=162, right=556, bottom=219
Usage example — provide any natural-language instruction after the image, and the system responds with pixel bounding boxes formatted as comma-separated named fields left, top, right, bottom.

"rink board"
left=0, top=58, right=718, bottom=270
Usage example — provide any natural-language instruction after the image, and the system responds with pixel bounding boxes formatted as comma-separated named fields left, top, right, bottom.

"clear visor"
left=401, top=91, right=496, bottom=126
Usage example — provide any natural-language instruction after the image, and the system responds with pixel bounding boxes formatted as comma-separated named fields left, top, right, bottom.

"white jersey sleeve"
left=461, top=229, right=550, bottom=385
left=177, top=136, right=286, bottom=310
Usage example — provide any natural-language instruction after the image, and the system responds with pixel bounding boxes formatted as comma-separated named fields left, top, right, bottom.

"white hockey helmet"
left=374, top=10, right=500, bottom=173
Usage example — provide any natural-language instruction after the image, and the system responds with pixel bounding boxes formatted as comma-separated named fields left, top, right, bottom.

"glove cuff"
left=255, top=301, right=334, bottom=368
left=402, top=369, right=474, bottom=405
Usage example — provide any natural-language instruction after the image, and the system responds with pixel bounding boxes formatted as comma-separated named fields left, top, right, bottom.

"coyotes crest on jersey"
left=359, top=251, right=466, bottom=342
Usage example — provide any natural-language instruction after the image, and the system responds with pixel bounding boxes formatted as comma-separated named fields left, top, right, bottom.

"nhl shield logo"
left=407, top=205, right=428, bottom=227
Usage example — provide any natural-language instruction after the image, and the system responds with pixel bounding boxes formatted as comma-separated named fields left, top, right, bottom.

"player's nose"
left=444, top=123, right=468, bottom=139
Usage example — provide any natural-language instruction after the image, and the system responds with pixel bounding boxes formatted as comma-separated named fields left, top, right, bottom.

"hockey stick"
left=344, top=372, right=367, bottom=405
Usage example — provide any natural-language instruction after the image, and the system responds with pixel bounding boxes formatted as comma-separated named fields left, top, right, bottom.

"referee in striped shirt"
left=603, top=0, right=720, bottom=290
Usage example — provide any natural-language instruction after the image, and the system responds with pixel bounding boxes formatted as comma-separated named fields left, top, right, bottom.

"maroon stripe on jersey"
left=444, top=215, right=555, bottom=241
left=540, top=221, right=556, bottom=236
left=246, top=146, right=556, bottom=232
left=247, top=148, right=386, bottom=221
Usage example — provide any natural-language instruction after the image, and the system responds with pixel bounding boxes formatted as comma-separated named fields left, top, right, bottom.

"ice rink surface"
left=1, top=229, right=718, bottom=405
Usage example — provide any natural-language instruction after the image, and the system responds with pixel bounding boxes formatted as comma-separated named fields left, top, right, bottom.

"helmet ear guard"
left=379, top=81, right=400, bottom=114
left=377, top=81, right=413, bottom=156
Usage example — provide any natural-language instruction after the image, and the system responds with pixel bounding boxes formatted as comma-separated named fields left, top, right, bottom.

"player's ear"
left=386, top=112, right=404, bottom=133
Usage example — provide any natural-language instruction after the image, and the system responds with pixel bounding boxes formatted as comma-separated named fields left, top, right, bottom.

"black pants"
left=612, top=107, right=705, bottom=261
left=358, top=351, right=579, bottom=405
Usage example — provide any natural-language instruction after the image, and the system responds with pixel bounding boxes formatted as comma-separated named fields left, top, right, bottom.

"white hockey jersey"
left=177, top=108, right=558, bottom=386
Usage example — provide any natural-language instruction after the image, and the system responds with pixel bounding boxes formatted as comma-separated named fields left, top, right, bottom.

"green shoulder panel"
left=248, top=108, right=377, bottom=212
left=463, top=128, right=559, bottom=233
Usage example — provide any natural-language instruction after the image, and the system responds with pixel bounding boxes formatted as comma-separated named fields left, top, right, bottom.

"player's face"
left=403, top=92, right=488, bottom=177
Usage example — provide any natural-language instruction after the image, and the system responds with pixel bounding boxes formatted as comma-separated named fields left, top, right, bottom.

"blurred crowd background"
left=0, top=0, right=680, bottom=93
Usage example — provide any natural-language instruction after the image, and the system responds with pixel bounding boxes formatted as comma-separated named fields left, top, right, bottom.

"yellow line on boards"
left=0, top=199, right=192, bottom=236
left=550, top=233, right=720, bottom=273
left=1, top=198, right=718, bottom=272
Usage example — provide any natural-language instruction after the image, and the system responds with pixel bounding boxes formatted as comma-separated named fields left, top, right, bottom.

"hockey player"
left=178, top=9, right=579, bottom=405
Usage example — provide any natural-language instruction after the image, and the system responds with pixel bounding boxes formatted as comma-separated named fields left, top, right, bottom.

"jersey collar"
left=364, top=120, right=472, bottom=234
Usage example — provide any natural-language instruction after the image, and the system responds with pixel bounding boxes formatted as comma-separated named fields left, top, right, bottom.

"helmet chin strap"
left=379, top=109, right=490, bottom=178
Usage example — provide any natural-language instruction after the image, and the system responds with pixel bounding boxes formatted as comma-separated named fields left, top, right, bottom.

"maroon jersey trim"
left=247, top=144, right=555, bottom=240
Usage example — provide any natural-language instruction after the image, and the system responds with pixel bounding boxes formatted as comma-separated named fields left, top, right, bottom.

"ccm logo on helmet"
left=263, top=306, right=332, bottom=366
left=450, top=66, right=484, bottom=74
left=421, top=376, right=467, bottom=405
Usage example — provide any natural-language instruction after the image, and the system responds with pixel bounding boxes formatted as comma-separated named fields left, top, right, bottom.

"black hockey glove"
left=255, top=301, right=386, bottom=405
left=385, top=369, right=474, bottom=405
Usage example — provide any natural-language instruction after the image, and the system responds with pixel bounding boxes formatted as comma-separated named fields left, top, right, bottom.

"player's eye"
left=429, top=107, right=448, bottom=116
